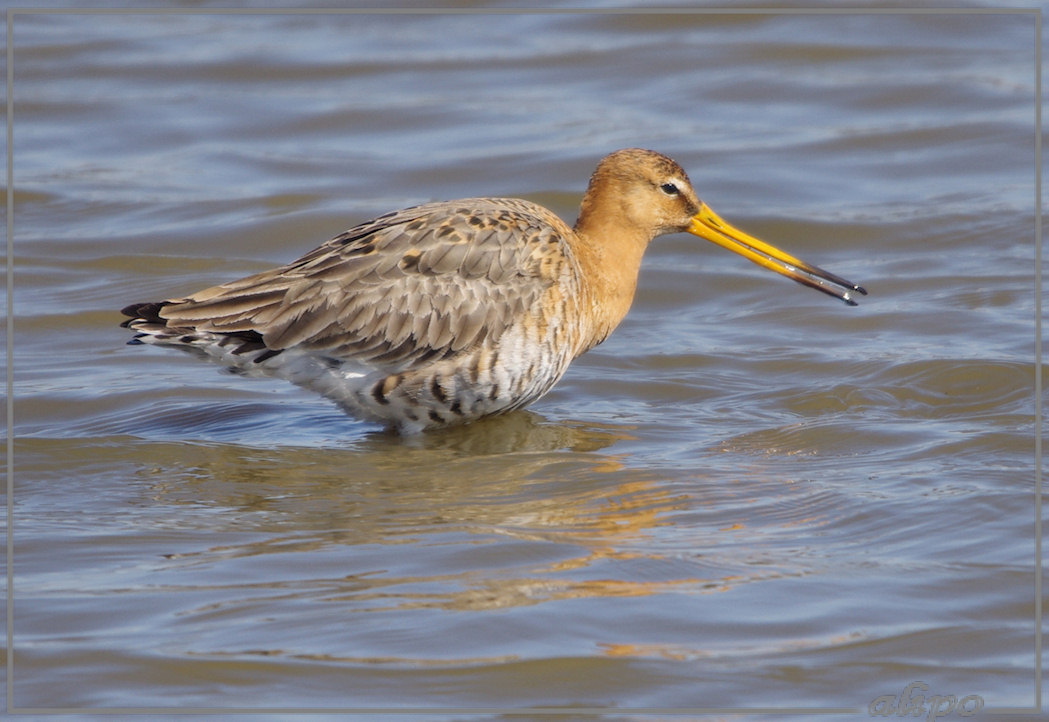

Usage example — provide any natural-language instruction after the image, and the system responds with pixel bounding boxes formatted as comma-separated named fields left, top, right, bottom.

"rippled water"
left=7, top=6, right=1041, bottom=719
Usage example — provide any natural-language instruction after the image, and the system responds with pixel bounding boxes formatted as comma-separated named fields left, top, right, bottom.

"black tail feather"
left=120, top=301, right=166, bottom=325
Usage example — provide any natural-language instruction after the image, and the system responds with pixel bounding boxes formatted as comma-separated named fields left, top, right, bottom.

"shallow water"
left=7, top=6, right=1042, bottom=719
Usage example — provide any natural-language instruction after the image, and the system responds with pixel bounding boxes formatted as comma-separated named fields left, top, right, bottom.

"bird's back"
left=122, top=197, right=589, bottom=432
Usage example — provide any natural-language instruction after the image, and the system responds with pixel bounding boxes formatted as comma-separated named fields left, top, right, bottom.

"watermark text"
left=869, top=681, right=984, bottom=721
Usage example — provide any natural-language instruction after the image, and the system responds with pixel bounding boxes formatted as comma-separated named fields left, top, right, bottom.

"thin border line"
left=0, top=6, right=1040, bottom=14
left=1033, top=6, right=1043, bottom=716
left=9, top=707, right=859, bottom=716
left=6, top=6, right=14, bottom=717
left=5, top=6, right=1042, bottom=717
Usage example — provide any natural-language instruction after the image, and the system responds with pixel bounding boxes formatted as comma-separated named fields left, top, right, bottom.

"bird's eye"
left=660, top=182, right=679, bottom=196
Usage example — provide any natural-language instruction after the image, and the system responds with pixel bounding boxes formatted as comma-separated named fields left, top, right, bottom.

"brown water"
left=7, top=6, right=1042, bottom=720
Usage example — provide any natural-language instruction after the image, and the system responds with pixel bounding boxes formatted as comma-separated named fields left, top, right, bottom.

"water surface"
left=8, top=6, right=1041, bottom=719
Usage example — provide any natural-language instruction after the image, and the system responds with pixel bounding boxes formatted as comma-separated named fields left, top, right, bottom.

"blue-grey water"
left=7, top=5, right=1042, bottom=720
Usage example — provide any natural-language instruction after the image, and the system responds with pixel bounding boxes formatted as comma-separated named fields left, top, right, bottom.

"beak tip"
left=840, top=289, right=862, bottom=306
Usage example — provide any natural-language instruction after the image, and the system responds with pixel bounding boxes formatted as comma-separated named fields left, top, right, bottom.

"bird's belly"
left=288, top=322, right=576, bottom=433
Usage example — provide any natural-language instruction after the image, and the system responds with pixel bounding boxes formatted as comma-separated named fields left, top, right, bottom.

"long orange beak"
left=688, top=203, right=867, bottom=306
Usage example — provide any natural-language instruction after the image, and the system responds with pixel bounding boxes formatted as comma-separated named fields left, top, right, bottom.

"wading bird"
left=122, top=148, right=865, bottom=433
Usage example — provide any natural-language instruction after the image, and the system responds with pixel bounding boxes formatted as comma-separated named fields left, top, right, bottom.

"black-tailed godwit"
left=121, top=148, right=865, bottom=433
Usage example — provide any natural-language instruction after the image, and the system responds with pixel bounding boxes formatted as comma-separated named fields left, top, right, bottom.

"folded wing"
left=122, top=198, right=575, bottom=371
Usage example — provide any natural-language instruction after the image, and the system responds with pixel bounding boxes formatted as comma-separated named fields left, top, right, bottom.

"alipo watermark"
left=869, top=681, right=984, bottom=720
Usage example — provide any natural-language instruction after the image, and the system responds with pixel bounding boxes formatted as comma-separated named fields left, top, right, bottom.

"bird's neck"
left=571, top=205, right=654, bottom=355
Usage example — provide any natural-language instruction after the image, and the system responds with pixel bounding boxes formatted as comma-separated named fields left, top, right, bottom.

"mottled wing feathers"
left=133, top=198, right=575, bottom=370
